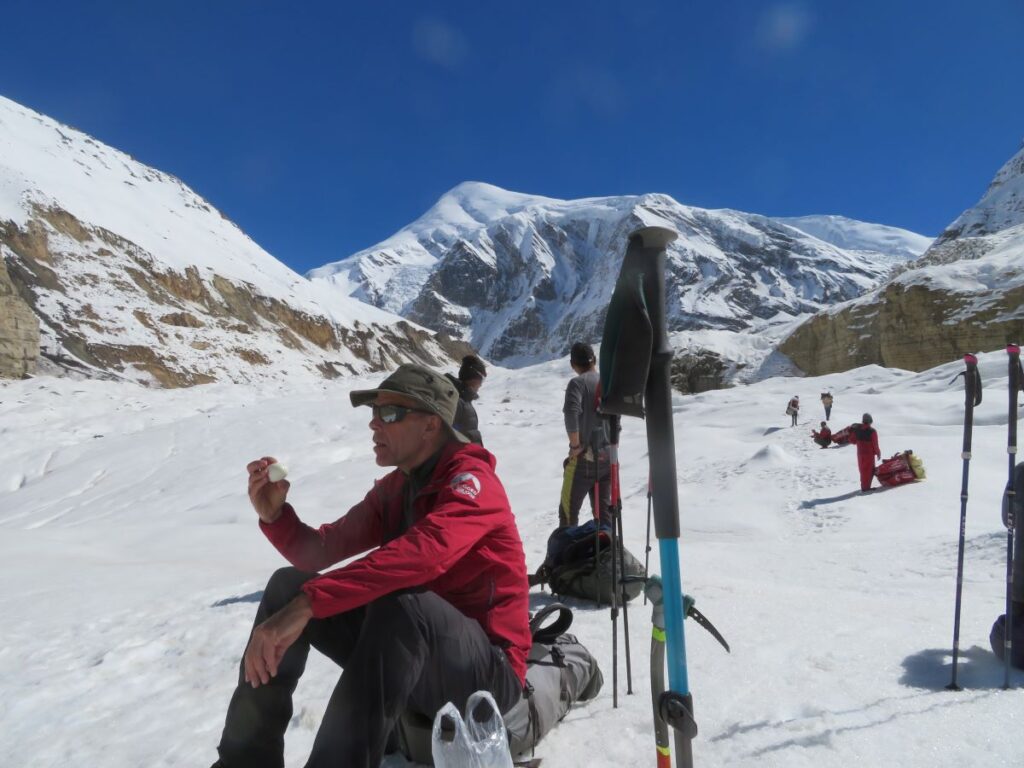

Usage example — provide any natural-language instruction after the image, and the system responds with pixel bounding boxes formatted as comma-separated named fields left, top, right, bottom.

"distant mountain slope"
left=310, top=182, right=927, bottom=365
left=0, top=95, right=461, bottom=385
left=776, top=214, right=933, bottom=264
left=781, top=145, right=1024, bottom=373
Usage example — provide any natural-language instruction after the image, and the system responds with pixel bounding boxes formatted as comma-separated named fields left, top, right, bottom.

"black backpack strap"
left=529, top=602, right=573, bottom=644
left=522, top=679, right=539, bottom=758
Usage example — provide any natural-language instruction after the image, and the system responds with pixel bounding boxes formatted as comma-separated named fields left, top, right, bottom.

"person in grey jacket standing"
left=557, top=342, right=611, bottom=529
left=446, top=354, right=487, bottom=445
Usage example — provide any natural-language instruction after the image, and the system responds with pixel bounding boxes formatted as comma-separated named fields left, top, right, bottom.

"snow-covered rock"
left=0, top=95, right=463, bottom=386
left=781, top=145, right=1024, bottom=374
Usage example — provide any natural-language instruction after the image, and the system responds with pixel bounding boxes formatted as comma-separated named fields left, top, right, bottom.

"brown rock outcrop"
left=780, top=280, right=1024, bottom=374
left=0, top=203, right=460, bottom=387
left=0, top=255, right=40, bottom=378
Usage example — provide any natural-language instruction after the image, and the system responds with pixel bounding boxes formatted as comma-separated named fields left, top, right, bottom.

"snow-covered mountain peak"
left=309, top=183, right=930, bottom=365
left=938, top=144, right=1024, bottom=241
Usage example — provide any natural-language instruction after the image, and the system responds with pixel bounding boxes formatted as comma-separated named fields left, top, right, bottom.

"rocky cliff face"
left=0, top=96, right=464, bottom=386
left=0, top=253, right=39, bottom=377
left=311, top=183, right=927, bottom=366
left=781, top=147, right=1024, bottom=374
left=0, top=203, right=464, bottom=386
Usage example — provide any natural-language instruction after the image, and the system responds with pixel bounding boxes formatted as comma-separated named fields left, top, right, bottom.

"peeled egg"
left=267, top=463, right=289, bottom=483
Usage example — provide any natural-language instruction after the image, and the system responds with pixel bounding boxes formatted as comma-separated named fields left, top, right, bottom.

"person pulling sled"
left=850, top=413, right=881, bottom=492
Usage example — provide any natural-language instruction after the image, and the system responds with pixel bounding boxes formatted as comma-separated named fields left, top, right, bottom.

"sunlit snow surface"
left=2, top=353, right=1023, bottom=767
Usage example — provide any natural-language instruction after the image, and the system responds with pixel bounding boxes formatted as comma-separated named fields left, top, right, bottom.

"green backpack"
left=549, top=543, right=646, bottom=604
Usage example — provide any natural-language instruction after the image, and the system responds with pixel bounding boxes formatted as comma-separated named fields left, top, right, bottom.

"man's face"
left=465, top=377, right=483, bottom=395
left=369, top=391, right=438, bottom=469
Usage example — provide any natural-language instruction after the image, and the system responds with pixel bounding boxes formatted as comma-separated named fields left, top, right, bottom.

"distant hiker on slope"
left=558, top=342, right=612, bottom=529
left=446, top=353, right=487, bottom=445
left=850, top=413, right=882, bottom=492
left=812, top=421, right=832, bottom=449
left=821, top=391, right=834, bottom=420
left=210, top=364, right=530, bottom=768
left=786, top=395, right=800, bottom=427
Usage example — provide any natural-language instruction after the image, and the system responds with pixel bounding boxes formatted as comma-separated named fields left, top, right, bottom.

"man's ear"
left=426, top=414, right=446, bottom=437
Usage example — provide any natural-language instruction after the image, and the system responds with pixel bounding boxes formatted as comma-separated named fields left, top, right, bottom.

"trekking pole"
left=646, top=576, right=673, bottom=768
left=645, top=576, right=729, bottom=768
left=1002, top=344, right=1023, bottom=688
left=644, top=476, right=653, bottom=605
left=601, top=226, right=701, bottom=767
left=606, top=421, right=634, bottom=704
left=616, top=489, right=635, bottom=696
left=593, top=470, right=602, bottom=608
left=609, top=440, right=621, bottom=707
left=947, top=353, right=982, bottom=691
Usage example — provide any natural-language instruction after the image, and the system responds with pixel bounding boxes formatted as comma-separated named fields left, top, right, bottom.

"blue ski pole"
left=600, top=226, right=697, bottom=766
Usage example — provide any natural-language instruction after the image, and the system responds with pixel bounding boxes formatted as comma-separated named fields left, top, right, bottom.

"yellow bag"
left=907, top=451, right=927, bottom=480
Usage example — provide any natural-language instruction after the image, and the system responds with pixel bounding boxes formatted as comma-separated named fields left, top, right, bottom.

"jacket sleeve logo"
left=450, top=472, right=481, bottom=499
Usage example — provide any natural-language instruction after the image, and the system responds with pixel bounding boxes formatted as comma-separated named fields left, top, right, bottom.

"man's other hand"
left=244, top=593, right=314, bottom=687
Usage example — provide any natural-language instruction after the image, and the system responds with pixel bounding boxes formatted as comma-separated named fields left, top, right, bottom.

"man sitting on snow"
left=210, top=364, right=530, bottom=768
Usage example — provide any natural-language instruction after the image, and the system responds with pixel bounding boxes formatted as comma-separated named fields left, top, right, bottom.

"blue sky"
left=2, top=1, right=1023, bottom=274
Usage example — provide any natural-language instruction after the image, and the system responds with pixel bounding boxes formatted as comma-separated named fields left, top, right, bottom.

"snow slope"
left=2, top=354, right=1022, bottom=767
left=938, top=145, right=1024, bottom=241
left=777, top=214, right=933, bottom=264
left=0, top=94, right=451, bottom=385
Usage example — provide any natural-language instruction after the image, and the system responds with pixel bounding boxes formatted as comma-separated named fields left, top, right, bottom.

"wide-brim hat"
left=350, top=363, right=470, bottom=443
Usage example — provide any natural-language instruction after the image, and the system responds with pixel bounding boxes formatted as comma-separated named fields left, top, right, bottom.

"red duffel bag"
left=876, top=450, right=923, bottom=487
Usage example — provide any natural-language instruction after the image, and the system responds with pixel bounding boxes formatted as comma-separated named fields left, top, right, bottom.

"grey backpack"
left=505, top=604, right=604, bottom=757
left=394, top=603, right=603, bottom=764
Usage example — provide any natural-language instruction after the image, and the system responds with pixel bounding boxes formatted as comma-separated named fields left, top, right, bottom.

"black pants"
left=217, top=567, right=523, bottom=768
left=558, top=453, right=612, bottom=529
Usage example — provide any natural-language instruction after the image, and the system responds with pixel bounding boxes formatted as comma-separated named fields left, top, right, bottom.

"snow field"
left=1, top=352, right=1022, bottom=766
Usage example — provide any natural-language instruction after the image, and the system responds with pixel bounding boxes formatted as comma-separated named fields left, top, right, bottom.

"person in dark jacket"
left=211, top=364, right=530, bottom=768
left=787, top=395, right=800, bottom=427
left=558, top=342, right=611, bottom=530
left=821, top=392, right=834, bottom=420
left=445, top=353, right=487, bottom=445
left=850, top=412, right=882, bottom=492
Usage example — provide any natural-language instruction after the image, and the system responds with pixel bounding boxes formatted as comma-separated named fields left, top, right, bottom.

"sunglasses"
left=371, top=404, right=433, bottom=424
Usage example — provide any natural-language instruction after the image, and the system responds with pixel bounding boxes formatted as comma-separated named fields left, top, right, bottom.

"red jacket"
left=851, top=424, right=880, bottom=460
left=260, top=442, right=532, bottom=683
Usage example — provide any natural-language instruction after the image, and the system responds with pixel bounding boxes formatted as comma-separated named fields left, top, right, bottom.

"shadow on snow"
left=212, top=590, right=264, bottom=607
left=899, top=644, right=1024, bottom=691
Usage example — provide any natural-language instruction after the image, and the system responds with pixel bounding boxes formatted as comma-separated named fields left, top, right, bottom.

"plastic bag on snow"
left=431, top=690, right=514, bottom=768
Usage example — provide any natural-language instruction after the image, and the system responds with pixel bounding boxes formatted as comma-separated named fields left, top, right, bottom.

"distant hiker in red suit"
left=812, top=421, right=832, bottom=449
left=850, top=413, right=881, bottom=492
